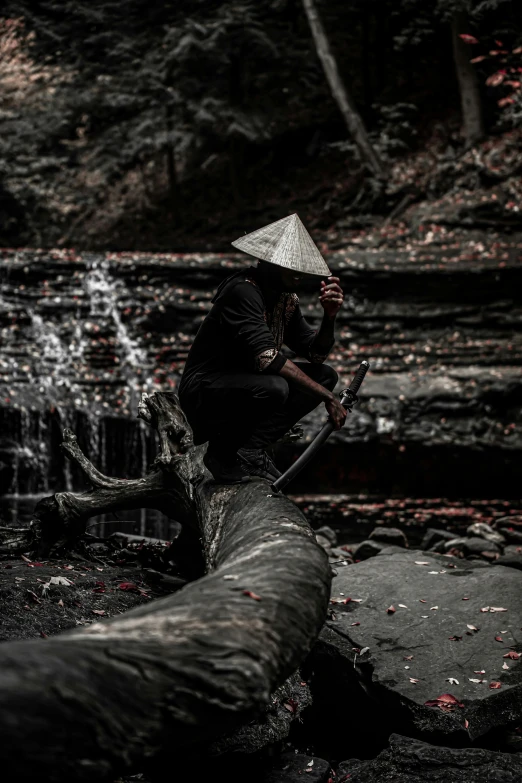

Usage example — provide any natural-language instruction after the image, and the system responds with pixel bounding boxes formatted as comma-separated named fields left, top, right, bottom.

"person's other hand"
left=319, top=276, right=344, bottom=319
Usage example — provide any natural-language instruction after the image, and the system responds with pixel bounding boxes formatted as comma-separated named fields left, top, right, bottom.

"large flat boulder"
left=321, top=551, right=522, bottom=740
left=337, top=733, right=522, bottom=782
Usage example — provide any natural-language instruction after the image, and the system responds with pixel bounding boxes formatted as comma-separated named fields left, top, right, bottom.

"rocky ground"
left=1, top=514, right=520, bottom=782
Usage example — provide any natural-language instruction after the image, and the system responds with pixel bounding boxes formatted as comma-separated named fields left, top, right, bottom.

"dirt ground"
left=0, top=556, right=171, bottom=642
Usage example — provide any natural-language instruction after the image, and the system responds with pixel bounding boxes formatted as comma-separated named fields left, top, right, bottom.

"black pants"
left=181, top=362, right=338, bottom=456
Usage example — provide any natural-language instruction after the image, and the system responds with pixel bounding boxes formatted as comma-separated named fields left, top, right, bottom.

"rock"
left=443, top=537, right=501, bottom=557
left=352, top=540, right=383, bottom=561
left=421, top=528, right=456, bottom=551
left=260, top=753, right=331, bottom=783
left=494, top=514, right=522, bottom=530
left=494, top=554, right=522, bottom=571
left=320, top=551, right=522, bottom=740
left=463, top=537, right=502, bottom=556
left=336, top=734, right=522, bottom=782
left=329, top=546, right=353, bottom=564
left=315, top=526, right=337, bottom=546
left=466, top=522, right=505, bottom=545
left=368, top=527, right=408, bottom=548
left=315, top=526, right=337, bottom=554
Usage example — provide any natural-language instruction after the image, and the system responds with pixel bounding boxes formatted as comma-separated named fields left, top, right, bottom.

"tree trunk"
left=0, top=392, right=331, bottom=782
left=301, top=0, right=385, bottom=179
left=451, top=12, right=485, bottom=147
left=165, top=104, right=180, bottom=217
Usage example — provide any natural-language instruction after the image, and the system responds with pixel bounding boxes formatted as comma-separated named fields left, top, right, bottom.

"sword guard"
left=339, top=387, right=358, bottom=411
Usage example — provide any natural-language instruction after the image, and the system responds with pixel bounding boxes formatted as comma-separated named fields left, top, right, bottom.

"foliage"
left=0, top=0, right=521, bottom=249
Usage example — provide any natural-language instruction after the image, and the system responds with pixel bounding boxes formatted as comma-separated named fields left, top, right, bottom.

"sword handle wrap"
left=349, top=360, right=370, bottom=394
left=340, top=360, right=370, bottom=409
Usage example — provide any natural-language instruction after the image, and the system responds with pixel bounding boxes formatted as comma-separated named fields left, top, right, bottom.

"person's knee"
left=321, top=364, right=338, bottom=390
left=262, top=375, right=289, bottom=404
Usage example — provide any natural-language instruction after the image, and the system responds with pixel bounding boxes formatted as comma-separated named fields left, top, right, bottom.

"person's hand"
left=324, top=394, right=347, bottom=430
left=319, top=276, right=344, bottom=319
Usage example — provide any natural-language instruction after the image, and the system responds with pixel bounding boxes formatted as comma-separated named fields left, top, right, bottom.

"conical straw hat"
left=231, top=213, right=331, bottom=276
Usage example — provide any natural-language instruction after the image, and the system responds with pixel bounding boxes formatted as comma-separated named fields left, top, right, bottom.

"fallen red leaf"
left=489, top=681, right=502, bottom=689
left=503, top=651, right=520, bottom=659
left=243, top=590, right=262, bottom=601
left=387, top=605, right=396, bottom=614
left=495, top=636, right=503, bottom=642
left=424, top=693, right=464, bottom=711
left=92, top=609, right=105, bottom=616
left=448, top=635, right=463, bottom=641
left=118, top=582, right=139, bottom=591
left=459, top=33, right=479, bottom=44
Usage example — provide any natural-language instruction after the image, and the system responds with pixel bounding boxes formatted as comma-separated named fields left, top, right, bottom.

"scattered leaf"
left=502, top=662, right=510, bottom=670
left=495, top=636, right=503, bottom=643
left=447, top=678, right=459, bottom=685
left=449, top=635, right=463, bottom=641
left=92, top=609, right=105, bottom=616
left=409, top=678, right=419, bottom=683
left=474, top=670, right=486, bottom=674
left=459, top=33, right=479, bottom=44
left=387, top=605, right=396, bottom=614
left=503, top=652, right=520, bottom=660
left=404, top=655, right=414, bottom=661
left=351, top=622, right=360, bottom=626
left=464, top=719, right=469, bottom=729
left=243, top=590, right=262, bottom=601
left=466, top=625, right=479, bottom=631
left=489, top=607, right=507, bottom=613
left=398, top=604, right=408, bottom=608
left=424, top=693, right=464, bottom=712
left=486, top=72, right=505, bottom=87
left=415, top=561, right=430, bottom=565
left=469, top=678, right=484, bottom=683
left=489, top=681, right=502, bottom=689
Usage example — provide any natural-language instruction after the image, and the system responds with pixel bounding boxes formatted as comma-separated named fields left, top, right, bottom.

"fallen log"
left=0, top=392, right=331, bottom=782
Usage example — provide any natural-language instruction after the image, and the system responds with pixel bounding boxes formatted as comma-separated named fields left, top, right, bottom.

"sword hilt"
left=339, top=360, right=370, bottom=411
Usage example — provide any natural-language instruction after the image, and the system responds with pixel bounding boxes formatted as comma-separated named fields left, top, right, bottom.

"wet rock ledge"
left=1, top=238, right=521, bottom=496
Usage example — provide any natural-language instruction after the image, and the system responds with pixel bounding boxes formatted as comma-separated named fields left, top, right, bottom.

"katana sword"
left=270, top=360, right=371, bottom=494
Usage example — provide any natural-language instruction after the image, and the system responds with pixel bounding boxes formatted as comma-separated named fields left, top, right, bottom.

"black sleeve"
left=219, top=282, right=287, bottom=373
left=284, top=301, right=334, bottom=363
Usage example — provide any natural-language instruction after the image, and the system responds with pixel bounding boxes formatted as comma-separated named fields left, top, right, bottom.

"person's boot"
left=203, top=447, right=251, bottom=485
left=237, top=447, right=282, bottom=481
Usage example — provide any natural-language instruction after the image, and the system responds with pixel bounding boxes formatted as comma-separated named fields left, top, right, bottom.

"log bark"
left=451, top=12, right=485, bottom=147
left=301, top=0, right=385, bottom=179
left=0, top=391, right=331, bottom=782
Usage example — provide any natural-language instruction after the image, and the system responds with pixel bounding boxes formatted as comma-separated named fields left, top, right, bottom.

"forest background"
left=1, top=0, right=521, bottom=253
